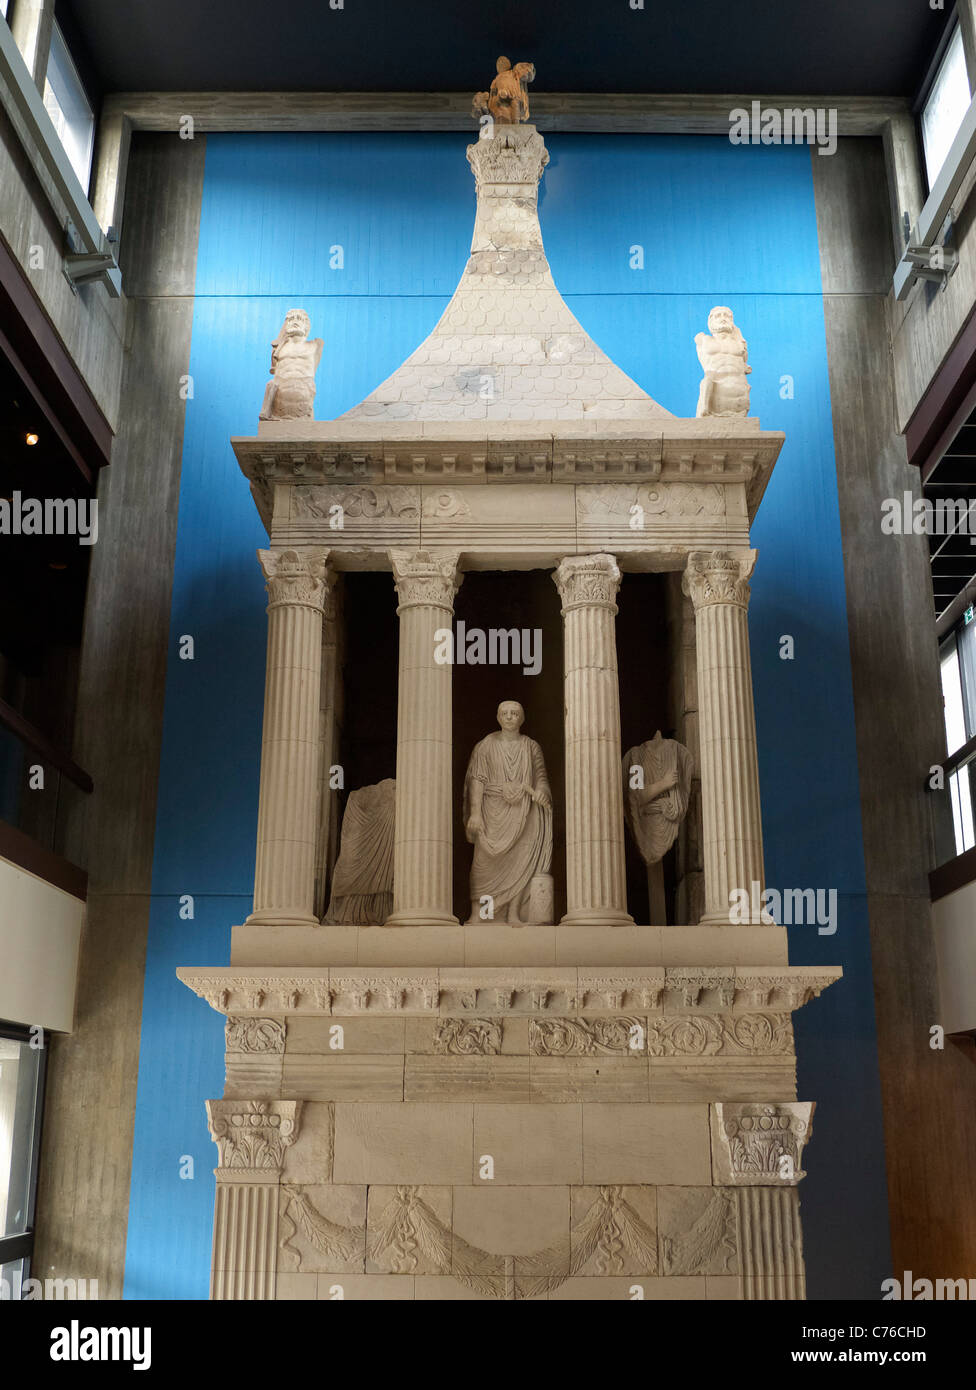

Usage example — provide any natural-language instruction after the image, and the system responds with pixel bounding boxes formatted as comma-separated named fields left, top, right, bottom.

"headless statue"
left=471, top=56, right=536, bottom=126
left=623, top=731, right=694, bottom=924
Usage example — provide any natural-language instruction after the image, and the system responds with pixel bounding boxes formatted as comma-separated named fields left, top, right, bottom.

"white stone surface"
left=340, top=126, right=671, bottom=424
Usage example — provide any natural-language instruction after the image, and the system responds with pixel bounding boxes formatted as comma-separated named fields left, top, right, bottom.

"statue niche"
left=695, top=306, right=751, bottom=418
left=259, top=308, right=323, bottom=422
left=471, top=55, right=536, bottom=126
left=623, top=731, right=693, bottom=924
left=463, top=700, right=553, bottom=924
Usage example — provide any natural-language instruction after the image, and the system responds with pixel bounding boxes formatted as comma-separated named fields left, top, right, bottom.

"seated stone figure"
left=471, top=56, right=536, bottom=125
left=259, top=308, right=323, bottom=421
left=463, top=701, right=552, bottom=925
left=695, top=306, right=751, bottom=418
left=323, top=778, right=395, bottom=925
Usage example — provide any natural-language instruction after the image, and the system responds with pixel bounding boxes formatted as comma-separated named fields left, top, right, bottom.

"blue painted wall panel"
left=125, top=131, right=890, bottom=1300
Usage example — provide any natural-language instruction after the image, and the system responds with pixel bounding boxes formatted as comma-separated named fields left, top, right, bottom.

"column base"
left=560, top=909, right=635, bottom=927
left=383, top=911, right=460, bottom=928
left=244, top=910, right=320, bottom=927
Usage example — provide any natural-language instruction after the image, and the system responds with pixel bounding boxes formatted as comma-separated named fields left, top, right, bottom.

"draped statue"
left=623, top=731, right=694, bottom=924
left=463, top=701, right=552, bottom=925
left=323, top=779, right=395, bottom=925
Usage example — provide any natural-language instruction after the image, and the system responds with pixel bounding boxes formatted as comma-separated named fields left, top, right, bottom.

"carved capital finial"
left=711, top=1102, right=814, bottom=1186
left=553, top=553, right=622, bottom=614
left=682, top=549, right=756, bottom=611
left=390, top=549, right=462, bottom=612
left=466, top=125, right=549, bottom=191
left=206, top=1099, right=302, bottom=1174
left=258, top=547, right=331, bottom=612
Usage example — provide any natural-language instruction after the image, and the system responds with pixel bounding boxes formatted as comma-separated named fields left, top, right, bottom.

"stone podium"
left=179, top=112, right=840, bottom=1301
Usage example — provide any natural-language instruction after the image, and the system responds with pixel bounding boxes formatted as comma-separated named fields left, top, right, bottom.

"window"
left=921, top=21, right=972, bottom=189
left=42, top=22, right=94, bottom=193
left=0, top=1024, right=46, bottom=1300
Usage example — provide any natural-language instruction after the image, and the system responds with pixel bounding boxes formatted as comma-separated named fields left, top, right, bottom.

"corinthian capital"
left=206, top=1099, right=302, bottom=1174
left=710, top=1101, right=814, bottom=1187
left=682, top=550, right=756, bottom=611
left=390, top=549, right=462, bottom=612
left=553, top=553, right=622, bottom=613
left=258, top=548, right=331, bottom=612
left=466, top=125, right=549, bottom=191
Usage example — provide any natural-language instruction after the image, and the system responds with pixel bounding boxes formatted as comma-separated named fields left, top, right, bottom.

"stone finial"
left=695, top=306, right=751, bottom=418
left=471, top=55, right=536, bottom=125
left=259, top=308, right=323, bottom=421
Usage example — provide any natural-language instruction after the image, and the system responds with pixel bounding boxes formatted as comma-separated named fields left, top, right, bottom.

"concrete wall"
left=813, top=136, right=976, bottom=1281
left=30, top=132, right=205, bottom=1300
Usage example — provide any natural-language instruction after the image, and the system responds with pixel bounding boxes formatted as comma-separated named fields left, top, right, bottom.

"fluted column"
left=386, top=549, right=462, bottom=927
left=553, top=553, right=633, bottom=926
left=682, top=549, right=767, bottom=924
left=248, top=547, right=331, bottom=926
left=206, top=1099, right=301, bottom=1300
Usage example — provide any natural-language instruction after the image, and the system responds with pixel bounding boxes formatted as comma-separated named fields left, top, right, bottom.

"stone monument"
left=463, top=701, right=553, bottom=925
left=179, top=61, right=842, bottom=1302
left=623, top=731, right=694, bottom=924
left=695, top=306, right=751, bottom=418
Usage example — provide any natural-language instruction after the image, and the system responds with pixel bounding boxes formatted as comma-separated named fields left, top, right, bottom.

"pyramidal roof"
left=340, top=125, right=672, bottom=423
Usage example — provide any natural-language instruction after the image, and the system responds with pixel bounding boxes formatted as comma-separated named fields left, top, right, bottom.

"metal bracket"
left=62, top=220, right=122, bottom=297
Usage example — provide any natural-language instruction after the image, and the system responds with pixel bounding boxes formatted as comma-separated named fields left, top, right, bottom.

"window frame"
left=915, top=10, right=973, bottom=196
left=0, top=1020, right=48, bottom=1295
left=41, top=19, right=96, bottom=196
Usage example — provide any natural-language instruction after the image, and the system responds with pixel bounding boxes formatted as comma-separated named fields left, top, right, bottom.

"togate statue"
left=623, top=731, right=694, bottom=924
left=463, top=700, right=553, bottom=925
left=695, top=306, right=751, bottom=418
left=471, top=56, right=536, bottom=126
left=259, top=308, right=323, bottom=421
left=323, top=778, right=395, bottom=925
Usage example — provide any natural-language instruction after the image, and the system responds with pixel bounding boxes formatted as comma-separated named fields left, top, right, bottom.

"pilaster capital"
left=710, top=1101, right=814, bottom=1187
left=258, top=547, right=332, bottom=613
left=390, top=548, right=462, bottom=613
left=206, top=1099, right=302, bottom=1174
left=682, top=549, right=757, bottom=611
left=553, top=552, right=622, bottom=614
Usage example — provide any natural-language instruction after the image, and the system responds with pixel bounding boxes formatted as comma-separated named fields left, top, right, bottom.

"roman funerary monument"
left=179, top=58, right=840, bottom=1301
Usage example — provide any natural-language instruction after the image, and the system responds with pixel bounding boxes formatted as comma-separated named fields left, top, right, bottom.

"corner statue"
left=623, top=731, right=694, bottom=924
left=259, top=308, right=323, bottom=421
left=695, top=306, right=751, bottom=418
left=471, top=56, right=536, bottom=125
left=464, top=701, right=553, bottom=925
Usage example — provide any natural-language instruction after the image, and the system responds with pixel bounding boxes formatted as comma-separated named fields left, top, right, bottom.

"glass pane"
left=922, top=23, right=972, bottom=187
left=940, top=638, right=966, bottom=755
left=41, top=24, right=94, bottom=192
left=0, top=1035, right=43, bottom=1237
left=958, top=618, right=976, bottom=740
left=0, top=1257, right=25, bottom=1301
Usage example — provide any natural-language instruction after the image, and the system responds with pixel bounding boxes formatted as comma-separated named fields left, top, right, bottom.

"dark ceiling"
left=60, top=0, right=950, bottom=99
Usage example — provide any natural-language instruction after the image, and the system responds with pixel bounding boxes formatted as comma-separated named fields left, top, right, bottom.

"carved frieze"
left=206, top=1099, right=302, bottom=1173
left=293, top=486, right=420, bottom=521
left=659, top=1186, right=738, bottom=1275
left=225, top=1017, right=287, bottom=1054
left=577, top=482, right=726, bottom=522
left=646, top=1014, right=793, bottom=1058
left=433, top=1018, right=503, bottom=1055
left=530, top=1017, right=644, bottom=1056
